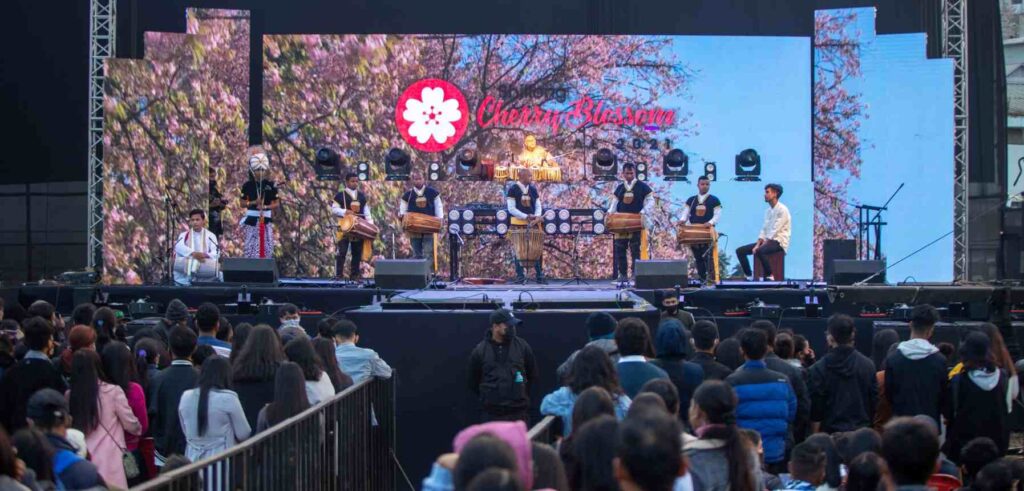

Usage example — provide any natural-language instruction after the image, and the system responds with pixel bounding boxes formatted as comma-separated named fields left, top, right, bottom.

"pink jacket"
left=72, top=382, right=143, bottom=489
left=453, top=421, right=533, bottom=490
left=124, top=382, right=149, bottom=451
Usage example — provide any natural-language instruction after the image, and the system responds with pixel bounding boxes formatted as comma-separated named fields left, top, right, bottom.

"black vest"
left=402, top=187, right=440, bottom=216
left=334, top=189, right=369, bottom=219
left=507, top=184, right=539, bottom=216
left=685, top=194, right=722, bottom=224
left=613, top=180, right=652, bottom=213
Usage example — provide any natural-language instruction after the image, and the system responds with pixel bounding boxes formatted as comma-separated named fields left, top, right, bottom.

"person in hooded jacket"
left=807, top=314, right=878, bottom=433
left=556, top=312, right=620, bottom=383
left=943, top=332, right=1009, bottom=462
left=468, top=309, right=539, bottom=423
left=883, top=304, right=948, bottom=424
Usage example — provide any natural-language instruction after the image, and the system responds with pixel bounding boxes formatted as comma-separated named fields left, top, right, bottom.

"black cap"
left=27, top=388, right=69, bottom=425
left=489, top=308, right=521, bottom=326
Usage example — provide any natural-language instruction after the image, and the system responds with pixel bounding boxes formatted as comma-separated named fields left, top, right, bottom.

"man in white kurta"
left=174, top=210, right=220, bottom=285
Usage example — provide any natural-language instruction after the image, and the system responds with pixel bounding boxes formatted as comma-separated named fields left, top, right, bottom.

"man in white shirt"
left=506, top=168, right=545, bottom=284
left=173, top=209, right=220, bottom=286
left=736, top=183, right=790, bottom=280
left=398, top=171, right=444, bottom=265
left=681, top=176, right=723, bottom=282
left=331, top=173, right=374, bottom=280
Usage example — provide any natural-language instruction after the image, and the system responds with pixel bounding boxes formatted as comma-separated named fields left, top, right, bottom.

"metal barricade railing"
left=133, top=375, right=396, bottom=491
left=526, top=415, right=559, bottom=445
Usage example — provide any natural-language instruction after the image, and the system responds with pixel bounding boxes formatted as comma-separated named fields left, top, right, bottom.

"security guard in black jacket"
left=468, top=309, right=539, bottom=423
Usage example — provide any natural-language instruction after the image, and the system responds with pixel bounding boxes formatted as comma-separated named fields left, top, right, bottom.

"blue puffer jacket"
left=726, top=360, right=796, bottom=464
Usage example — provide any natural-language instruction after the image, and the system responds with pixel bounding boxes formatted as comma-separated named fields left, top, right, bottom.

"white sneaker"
left=765, top=275, right=776, bottom=281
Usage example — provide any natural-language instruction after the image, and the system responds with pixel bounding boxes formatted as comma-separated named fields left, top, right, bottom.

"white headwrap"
left=248, top=152, right=269, bottom=172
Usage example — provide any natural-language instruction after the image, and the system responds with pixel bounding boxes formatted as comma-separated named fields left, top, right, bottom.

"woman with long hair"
left=558, top=386, right=616, bottom=482
left=977, top=323, right=1019, bottom=407
left=231, top=325, right=284, bottom=428
left=312, top=337, right=353, bottom=392
left=101, top=341, right=150, bottom=483
left=91, top=307, right=119, bottom=353
left=565, top=415, right=619, bottom=491
left=845, top=452, right=894, bottom=491
left=541, top=345, right=631, bottom=436
left=11, top=428, right=56, bottom=488
left=871, top=329, right=900, bottom=371
left=685, top=380, right=758, bottom=491
left=132, top=336, right=165, bottom=393
left=284, top=337, right=335, bottom=405
left=229, top=323, right=253, bottom=364
left=178, top=356, right=251, bottom=462
left=255, top=361, right=311, bottom=432
left=67, top=349, right=142, bottom=489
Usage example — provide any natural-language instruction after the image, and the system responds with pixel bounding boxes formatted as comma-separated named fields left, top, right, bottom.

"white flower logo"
left=402, top=86, right=463, bottom=145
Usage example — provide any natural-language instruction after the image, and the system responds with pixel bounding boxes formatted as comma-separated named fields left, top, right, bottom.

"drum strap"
left=640, top=229, right=649, bottom=260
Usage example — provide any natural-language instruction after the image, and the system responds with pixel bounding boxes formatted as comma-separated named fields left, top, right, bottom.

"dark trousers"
left=690, top=243, right=711, bottom=280
left=736, top=239, right=783, bottom=277
left=482, top=408, right=529, bottom=424
left=613, top=233, right=641, bottom=279
left=514, top=258, right=543, bottom=281
left=336, top=239, right=364, bottom=279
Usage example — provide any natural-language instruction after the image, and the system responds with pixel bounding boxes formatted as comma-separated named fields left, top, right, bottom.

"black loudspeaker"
left=634, top=260, right=688, bottom=289
left=823, top=239, right=857, bottom=284
left=374, top=259, right=430, bottom=289
left=832, top=259, right=885, bottom=285
left=221, top=258, right=279, bottom=285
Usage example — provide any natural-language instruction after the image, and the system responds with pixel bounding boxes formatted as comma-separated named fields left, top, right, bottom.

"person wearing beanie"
left=943, top=331, right=1010, bottom=462
left=556, top=312, right=621, bottom=382
left=156, top=299, right=192, bottom=346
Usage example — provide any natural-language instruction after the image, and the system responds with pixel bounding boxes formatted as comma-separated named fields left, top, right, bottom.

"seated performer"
left=398, top=171, right=444, bottom=266
left=736, top=183, right=790, bottom=280
left=239, top=146, right=280, bottom=258
left=608, top=163, right=653, bottom=282
left=517, top=134, right=556, bottom=169
left=332, top=173, right=374, bottom=280
left=174, top=209, right=220, bottom=286
left=681, top=176, right=722, bottom=282
left=506, top=168, right=545, bottom=284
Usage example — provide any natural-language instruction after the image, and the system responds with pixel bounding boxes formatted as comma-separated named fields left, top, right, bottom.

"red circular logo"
left=395, top=79, right=469, bottom=153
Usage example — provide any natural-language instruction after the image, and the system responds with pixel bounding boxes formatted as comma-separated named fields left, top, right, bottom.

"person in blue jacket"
left=540, top=345, right=632, bottom=436
left=726, top=328, right=796, bottom=473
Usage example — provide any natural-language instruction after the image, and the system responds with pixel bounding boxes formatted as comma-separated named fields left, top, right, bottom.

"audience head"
left=92, top=307, right=118, bottom=346
left=216, top=316, right=233, bottom=343
left=568, top=345, right=622, bottom=396
left=845, top=452, right=893, bottom=491
left=316, top=317, right=339, bottom=339
left=233, top=324, right=284, bottom=383
left=284, top=336, right=324, bottom=382
left=826, top=314, right=856, bottom=346
left=978, top=322, right=1016, bottom=375
left=71, top=303, right=97, bottom=328
left=749, top=319, right=778, bottom=347
left=11, top=428, right=55, bottom=484
left=571, top=387, right=616, bottom=436
left=715, top=336, right=744, bottom=370
left=28, top=300, right=56, bottom=325
left=774, top=332, right=795, bottom=359
left=805, top=433, right=843, bottom=489
left=871, top=329, right=900, bottom=369
left=960, top=331, right=994, bottom=370
left=638, top=378, right=680, bottom=416
left=615, top=410, right=684, bottom=491
left=570, top=416, right=620, bottom=491
left=101, top=341, right=138, bottom=391
left=834, top=427, right=882, bottom=465
left=26, top=388, right=72, bottom=434
left=739, top=429, right=763, bottom=459
left=973, top=461, right=1014, bottom=491
left=164, top=299, right=190, bottom=327
left=585, top=312, right=618, bottom=340
left=691, top=320, right=720, bottom=352
left=909, top=304, right=939, bottom=337
left=794, top=334, right=811, bottom=363
left=68, top=325, right=97, bottom=352
left=882, top=417, right=940, bottom=486
left=465, top=468, right=523, bottom=491
left=653, top=318, right=688, bottom=358
left=0, top=428, right=18, bottom=482
left=453, top=421, right=532, bottom=490
left=169, top=325, right=198, bottom=361
left=232, top=323, right=253, bottom=350
left=615, top=317, right=653, bottom=358
left=68, top=349, right=106, bottom=433
left=691, top=381, right=756, bottom=490
left=197, top=355, right=232, bottom=436
left=312, top=337, right=348, bottom=392
left=739, top=328, right=768, bottom=361
left=626, top=393, right=669, bottom=419
left=278, top=303, right=300, bottom=325
left=959, top=437, right=1001, bottom=485
left=22, top=316, right=54, bottom=353
left=789, top=441, right=826, bottom=486
left=453, top=434, right=520, bottom=491
left=195, top=302, right=220, bottom=334
left=265, top=361, right=311, bottom=427
left=332, top=319, right=359, bottom=343
left=192, top=344, right=217, bottom=366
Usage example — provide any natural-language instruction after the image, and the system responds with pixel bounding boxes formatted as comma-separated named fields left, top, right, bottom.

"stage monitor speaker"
left=634, top=260, right=688, bottom=289
left=823, top=239, right=857, bottom=284
left=374, top=259, right=430, bottom=289
left=831, top=259, right=885, bottom=285
left=221, top=258, right=279, bottom=285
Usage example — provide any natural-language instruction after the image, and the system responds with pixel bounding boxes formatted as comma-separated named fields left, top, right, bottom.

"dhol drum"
left=605, top=212, right=642, bottom=233
left=402, top=212, right=442, bottom=234
left=677, top=224, right=717, bottom=246
left=337, top=214, right=380, bottom=241
left=510, top=224, right=544, bottom=266
left=173, top=256, right=220, bottom=282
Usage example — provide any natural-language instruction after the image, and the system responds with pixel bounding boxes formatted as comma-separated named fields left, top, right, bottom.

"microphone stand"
left=163, top=197, right=173, bottom=286
left=562, top=219, right=590, bottom=285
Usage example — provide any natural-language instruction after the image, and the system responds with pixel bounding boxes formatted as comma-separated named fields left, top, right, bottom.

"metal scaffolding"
left=944, top=0, right=969, bottom=282
left=87, top=0, right=115, bottom=270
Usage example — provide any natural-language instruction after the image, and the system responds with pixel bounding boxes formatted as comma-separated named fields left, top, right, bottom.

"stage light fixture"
left=735, top=148, right=761, bottom=181
left=635, top=162, right=649, bottom=181
left=591, top=209, right=607, bottom=235
left=542, top=208, right=577, bottom=235
left=663, top=148, right=689, bottom=182
left=591, top=148, right=618, bottom=181
left=462, top=223, right=475, bottom=235
left=385, top=148, right=411, bottom=181
left=456, top=148, right=485, bottom=181
left=495, top=209, right=510, bottom=235
left=314, top=146, right=342, bottom=181
left=704, top=161, right=717, bottom=181
left=427, top=161, right=446, bottom=181
left=356, top=161, right=371, bottom=181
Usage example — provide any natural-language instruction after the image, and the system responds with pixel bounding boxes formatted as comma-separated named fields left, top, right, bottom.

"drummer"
left=332, top=172, right=374, bottom=280
left=398, top=170, right=444, bottom=265
left=506, top=168, right=546, bottom=284
left=681, top=176, right=722, bottom=283
left=608, top=163, right=653, bottom=283
left=173, top=209, right=220, bottom=286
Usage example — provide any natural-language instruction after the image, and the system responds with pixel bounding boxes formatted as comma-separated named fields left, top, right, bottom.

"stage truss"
left=84, top=2, right=973, bottom=278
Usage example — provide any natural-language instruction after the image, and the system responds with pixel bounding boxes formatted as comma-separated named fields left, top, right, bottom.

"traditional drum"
left=402, top=212, right=442, bottom=234
left=173, top=256, right=220, bottom=282
left=677, top=224, right=717, bottom=246
left=337, top=214, right=380, bottom=241
left=510, top=224, right=544, bottom=265
left=605, top=212, right=642, bottom=233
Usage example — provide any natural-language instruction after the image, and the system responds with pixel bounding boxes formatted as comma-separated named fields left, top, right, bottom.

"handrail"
left=527, top=415, right=559, bottom=444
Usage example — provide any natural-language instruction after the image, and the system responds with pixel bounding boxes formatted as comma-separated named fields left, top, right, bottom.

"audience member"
left=804, top=433, right=843, bottom=490
left=775, top=332, right=799, bottom=368
left=972, top=461, right=1014, bottom=491
left=468, top=310, right=537, bottom=423
left=556, top=312, right=620, bottom=382
left=231, top=324, right=283, bottom=429
left=614, top=410, right=685, bottom=491
left=615, top=317, right=668, bottom=398
left=11, top=428, right=56, bottom=490
left=626, top=392, right=668, bottom=419
left=845, top=452, right=893, bottom=491
left=749, top=319, right=810, bottom=443
left=937, top=342, right=957, bottom=367
left=558, top=386, right=615, bottom=477
left=690, top=321, right=733, bottom=381
left=148, top=325, right=199, bottom=457
left=195, top=302, right=231, bottom=357
left=541, top=345, right=630, bottom=436
left=834, top=427, right=882, bottom=466
left=229, top=323, right=253, bottom=364
left=333, top=319, right=393, bottom=383
left=102, top=341, right=150, bottom=483
left=466, top=468, right=523, bottom=491
left=68, top=349, right=142, bottom=488
left=0, top=317, right=66, bottom=432
left=256, top=361, right=310, bottom=432
left=316, top=317, right=338, bottom=340
left=276, top=303, right=308, bottom=342
left=134, top=336, right=165, bottom=391
left=780, top=442, right=826, bottom=490
left=0, top=427, right=31, bottom=491
left=27, top=301, right=64, bottom=340
left=659, top=289, right=695, bottom=330
left=910, top=414, right=960, bottom=478
left=451, top=434, right=521, bottom=491
left=284, top=336, right=335, bottom=405
left=793, top=334, right=815, bottom=368
left=59, top=324, right=97, bottom=378
left=650, top=318, right=703, bottom=426
left=883, top=304, right=947, bottom=423
left=178, top=355, right=251, bottom=462
left=566, top=416, right=620, bottom=491
left=422, top=421, right=533, bottom=491
left=25, top=389, right=105, bottom=489
left=192, top=344, right=217, bottom=367
left=92, top=306, right=119, bottom=352
left=158, top=299, right=191, bottom=343
left=958, top=437, right=1000, bottom=486
left=975, top=322, right=1019, bottom=411
left=739, top=429, right=781, bottom=490
left=71, top=303, right=96, bottom=330
left=944, top=332, right=1009, bottom=461
left=312, top=337, right=353, bottom=392
left=726, top=328, right=796, bottom=472
left=685, top=380, right=759, bottom=491
left=715, top=336, right=744, bottom=371
left=638, top=378, right=680, bottom=418
left=871, top=329, right=901, bottom=370
left=808, top=314, right=878, bottom=433
left=216, top=316, right=234, bottom=345
left=881, top=417, right=940, bottom=489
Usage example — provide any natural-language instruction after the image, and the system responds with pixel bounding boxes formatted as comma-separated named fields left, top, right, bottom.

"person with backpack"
left=943, top=332, right=1010, bottom=462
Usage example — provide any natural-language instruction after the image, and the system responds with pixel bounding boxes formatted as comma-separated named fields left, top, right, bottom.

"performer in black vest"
left=332, top=173, right=374, bottom=280
left=506, top=168, right=545, bottom=284
left=208, top=166, right=226, bottom=237
left=681, top=176, right=723, bottom=282
left=608, top=163, right=653, bottom=282
left=239, top=147, right=279, bottom=259
left=399, top=171, right=444, bottom=265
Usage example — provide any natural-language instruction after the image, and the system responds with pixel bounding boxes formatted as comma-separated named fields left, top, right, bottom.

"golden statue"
left=517, top=135, right=557, bottom=169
